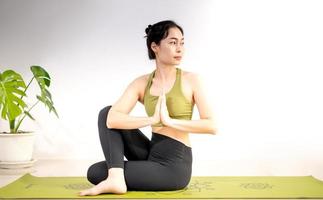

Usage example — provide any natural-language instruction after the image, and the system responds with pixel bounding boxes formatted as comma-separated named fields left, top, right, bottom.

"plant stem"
left=14, top=75, right=35, bottom=132
left=10, top=120, right=15, bottom=133
left=11, top=76, right=35, bottom=132
left=20, top=77, right=34, bottom=100
left=14, top=100, right=40, bottom=133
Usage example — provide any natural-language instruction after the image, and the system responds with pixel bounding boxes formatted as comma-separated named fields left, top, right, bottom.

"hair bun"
left=145, top=24, right=152, bottom=34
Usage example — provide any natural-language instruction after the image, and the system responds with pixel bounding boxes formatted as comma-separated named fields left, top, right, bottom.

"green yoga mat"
left=1, top=173, right=323, bottom=199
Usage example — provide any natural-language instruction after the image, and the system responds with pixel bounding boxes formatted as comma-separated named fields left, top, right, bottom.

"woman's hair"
left=144, top=20, right=184, bottom=60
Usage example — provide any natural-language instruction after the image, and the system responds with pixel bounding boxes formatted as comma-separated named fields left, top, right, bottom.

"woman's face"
left=152, top=27, right=185, bottom=66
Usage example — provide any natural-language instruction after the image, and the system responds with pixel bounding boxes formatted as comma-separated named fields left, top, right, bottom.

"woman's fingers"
left=157, top=95, right=162, bottom=110
left=152, top=95, right=162, bottom=125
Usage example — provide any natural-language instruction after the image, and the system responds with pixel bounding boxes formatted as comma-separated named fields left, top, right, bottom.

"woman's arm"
left=108, top=111, right=156, bottom=130
left=166, top=118, right=216, bottom=134
left=107, top=76, right=159, bottom=129
left=161, top=73, right=217, bottom=134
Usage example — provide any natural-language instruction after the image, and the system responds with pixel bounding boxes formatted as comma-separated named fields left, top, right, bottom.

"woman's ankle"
left=108, top=167, right=125, bottom=179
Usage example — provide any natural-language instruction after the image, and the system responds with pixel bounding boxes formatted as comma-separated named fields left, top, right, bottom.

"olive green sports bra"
left=144, top=67, right=194, bottom=127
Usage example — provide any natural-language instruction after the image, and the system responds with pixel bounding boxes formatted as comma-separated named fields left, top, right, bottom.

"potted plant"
left=0, top=66, right=58, bottom=166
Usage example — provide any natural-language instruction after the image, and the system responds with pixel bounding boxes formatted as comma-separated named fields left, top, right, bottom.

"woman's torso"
left=137, top=68, right=195, bottom=148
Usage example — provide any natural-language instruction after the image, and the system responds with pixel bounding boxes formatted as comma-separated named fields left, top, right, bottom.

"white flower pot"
left=0, top=132, right=36, bottom=162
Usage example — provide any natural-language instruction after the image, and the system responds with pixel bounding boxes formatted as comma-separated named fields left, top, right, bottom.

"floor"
left=1, top=159, right=323, bottom=200
left=0, top=159, right=94, bottom=187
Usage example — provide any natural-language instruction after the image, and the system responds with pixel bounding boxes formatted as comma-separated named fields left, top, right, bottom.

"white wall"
left=1, top=0, right=323, bottom=177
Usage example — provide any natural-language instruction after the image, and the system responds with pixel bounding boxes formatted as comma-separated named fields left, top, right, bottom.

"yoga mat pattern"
left=0, top=173, right=323, bottom=199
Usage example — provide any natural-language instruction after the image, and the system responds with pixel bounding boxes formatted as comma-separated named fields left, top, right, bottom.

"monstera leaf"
left=31, top=66, right=58, bottom=117
left=0, top=70, right=27, bottom=121
left=0, top=66, right=58, bottom=133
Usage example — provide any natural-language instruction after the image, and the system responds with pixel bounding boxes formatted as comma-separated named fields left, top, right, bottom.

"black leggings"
left=86, top=106, right=193, bottom=191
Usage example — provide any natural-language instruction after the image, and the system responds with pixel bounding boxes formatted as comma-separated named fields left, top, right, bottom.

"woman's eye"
left=170, top=41, right=176, bottom=45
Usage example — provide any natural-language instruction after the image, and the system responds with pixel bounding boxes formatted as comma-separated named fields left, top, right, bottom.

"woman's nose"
left=176, top=45, right=183, bottom=53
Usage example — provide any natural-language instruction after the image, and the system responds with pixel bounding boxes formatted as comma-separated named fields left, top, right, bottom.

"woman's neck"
left=154, top=62, right=177, bottom=80
left=154, top=61, right=178, bottom=94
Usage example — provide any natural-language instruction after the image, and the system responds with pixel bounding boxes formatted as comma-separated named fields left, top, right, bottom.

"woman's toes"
left=78, top=188, right=93, bottom=196
left=78, top=178, right=127, bottom=196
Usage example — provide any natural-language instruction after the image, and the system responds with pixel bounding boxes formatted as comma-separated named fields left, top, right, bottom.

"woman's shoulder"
left=132, top=68, right=199, bottom=87
left=180, top=68, right=200, bottom=84
left=128, top=71, right=153, bottom=91
left=133, top=72, right=151, bottom=84
left=132, top=72, right=154, bottom=104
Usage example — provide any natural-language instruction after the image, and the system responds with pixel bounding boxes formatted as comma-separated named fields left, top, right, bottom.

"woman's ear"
left=151, top=42, right=158, bottom=54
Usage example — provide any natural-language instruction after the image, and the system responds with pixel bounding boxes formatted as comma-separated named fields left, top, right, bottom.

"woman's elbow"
left=106, top=119, right=112, bottom=129
left=106, top=110, right=114, bottom=129
left=208, top=120, right=217, bottom=135
left=210, top=127, right=217, bottom=135
left=206, top=126, right=217, bottom=135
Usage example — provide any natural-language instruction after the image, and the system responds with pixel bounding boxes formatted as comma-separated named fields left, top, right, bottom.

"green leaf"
left=24, top=110, right=35, bottom=121
left=36, top=95, right=45, bottom=104
left=51, top=106, right=59, bottom=118
left=31, top=66, right=58, bottom=118
left=10, top=94, right=27, bottom=107
left=30, top=66, right=51, bottom=87
left=2, top=70, right=26, bottom=87
left=0, top=70, right=27, bottom=121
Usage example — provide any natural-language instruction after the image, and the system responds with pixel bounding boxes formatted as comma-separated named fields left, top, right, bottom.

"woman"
left=79, top=20, right=216, bottom=196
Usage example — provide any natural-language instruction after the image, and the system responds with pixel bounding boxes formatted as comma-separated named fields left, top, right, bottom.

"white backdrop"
left=1, top=0, right=322, bottom=177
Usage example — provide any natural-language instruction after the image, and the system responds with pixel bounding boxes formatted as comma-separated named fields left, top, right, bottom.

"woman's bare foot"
left=78, top=168, right=127, bottom=196
left=78, top=178, right=127, bottom=196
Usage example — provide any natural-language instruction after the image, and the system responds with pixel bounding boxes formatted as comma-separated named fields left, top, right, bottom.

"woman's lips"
left=174, top=56, right=182, bottom=60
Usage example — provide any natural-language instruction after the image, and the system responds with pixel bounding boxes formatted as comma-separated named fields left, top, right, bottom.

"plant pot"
left=0, top=132, right=36, bottom=162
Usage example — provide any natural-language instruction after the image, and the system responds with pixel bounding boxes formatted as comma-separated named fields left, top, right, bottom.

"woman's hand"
left=160, top=93, right=172, bottom=126
left=151, top=95, right=162, bottom=125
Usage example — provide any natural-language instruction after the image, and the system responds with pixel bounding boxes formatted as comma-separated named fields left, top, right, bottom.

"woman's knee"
left=175, top=180, right=190, bottom=190
left=87, top=161, right=108, bottom=185
left=175, top=175, right=191, bottom=190
left=98, top=105, right=112, bottom=128
left=98, top=106, right=112, bottom=120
